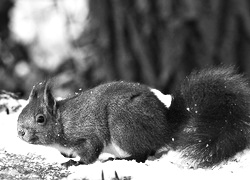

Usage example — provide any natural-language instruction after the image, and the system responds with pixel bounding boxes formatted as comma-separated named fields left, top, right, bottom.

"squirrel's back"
left=57, top=81, right=172, bottom=161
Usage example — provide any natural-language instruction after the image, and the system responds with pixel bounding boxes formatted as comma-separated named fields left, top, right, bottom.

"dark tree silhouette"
left=1, top=0, right=250, bottom=97
left=0, top=0, right=31, bottom=96
left=83, top=0, right=250, bottom=93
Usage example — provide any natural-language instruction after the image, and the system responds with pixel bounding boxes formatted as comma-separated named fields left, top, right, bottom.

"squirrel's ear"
left=28, top=85, right=38, bottom=101
left=43, top=81, right=57, bottom=114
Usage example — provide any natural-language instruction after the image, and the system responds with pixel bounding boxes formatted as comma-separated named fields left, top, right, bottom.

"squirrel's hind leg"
left=111, top=154, right=148, bottom=163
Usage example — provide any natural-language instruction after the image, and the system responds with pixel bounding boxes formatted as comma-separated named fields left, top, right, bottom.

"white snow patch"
left=150, top=88, right=172, bottom=108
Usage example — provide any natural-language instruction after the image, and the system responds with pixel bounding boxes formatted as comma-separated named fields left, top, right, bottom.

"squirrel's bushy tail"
left=171, top=67, right=250, bottom=168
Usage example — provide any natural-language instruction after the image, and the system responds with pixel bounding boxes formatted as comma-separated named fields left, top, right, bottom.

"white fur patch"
left=150, top=89, right=172, bottom=108
left=102, top=141, right=130, bottom=158
left=50, top=142, right=130, bottom=161
left=50, top=144, right=78, bottom=158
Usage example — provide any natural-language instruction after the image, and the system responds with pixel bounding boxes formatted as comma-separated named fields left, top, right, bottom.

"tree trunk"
left=82, top=0, right=250, bottom=93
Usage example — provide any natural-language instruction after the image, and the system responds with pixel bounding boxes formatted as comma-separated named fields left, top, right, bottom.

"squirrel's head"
left=17, top=80, right=61, bottom=145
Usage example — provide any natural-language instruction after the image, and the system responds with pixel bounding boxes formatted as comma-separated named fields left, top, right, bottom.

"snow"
left=1, top=99, right=250, bottom=180
left=150, top=88, right=172, bottom=108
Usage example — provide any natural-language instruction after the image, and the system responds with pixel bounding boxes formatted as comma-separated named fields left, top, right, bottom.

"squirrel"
left=17, top=66, right=250, bottom=168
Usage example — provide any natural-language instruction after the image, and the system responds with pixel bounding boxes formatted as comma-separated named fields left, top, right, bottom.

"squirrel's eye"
left=36, top=114, right=46, bottom=125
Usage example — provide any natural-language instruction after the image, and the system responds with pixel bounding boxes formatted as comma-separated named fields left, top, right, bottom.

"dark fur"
left=169, top=67, right=250, bottom=167
left=18, top=81, right=171, bottom=167
left=17, top=67, right=250, bottom=168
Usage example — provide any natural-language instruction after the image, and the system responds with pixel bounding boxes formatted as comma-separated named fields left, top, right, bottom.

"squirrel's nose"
left=18, top=129, right=26, bottom=137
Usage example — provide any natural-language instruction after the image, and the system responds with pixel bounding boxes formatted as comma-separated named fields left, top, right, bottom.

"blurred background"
left=1, top=0, right=250, bottom=98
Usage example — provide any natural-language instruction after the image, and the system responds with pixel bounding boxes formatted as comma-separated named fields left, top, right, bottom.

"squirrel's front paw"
left=61, top=160, right=84, bottom=169
left=61, top=152, right=76, bottom=158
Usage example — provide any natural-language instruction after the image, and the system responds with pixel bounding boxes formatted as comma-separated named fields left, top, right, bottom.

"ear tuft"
left=28, top=81, right=45, bottom=101
left=28, top=81, right=47, bottom=101
left=28, top=79, right=57, bottom=115
left=43, top=80, right=57, bottom=114
left=28, top=85, right=37, bottom=101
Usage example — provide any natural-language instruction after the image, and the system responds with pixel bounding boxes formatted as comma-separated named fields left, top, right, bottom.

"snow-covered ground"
left=1, top=99, right=250, bottom=180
